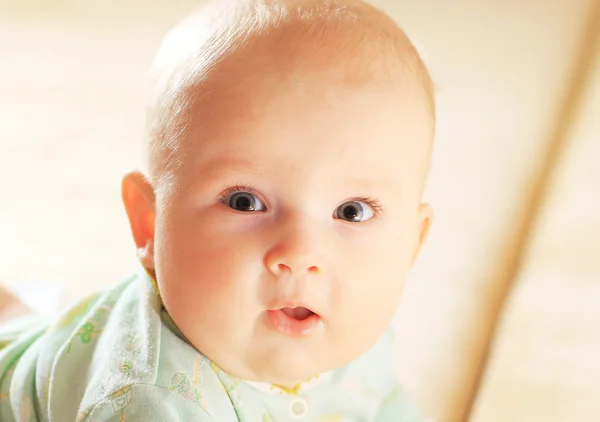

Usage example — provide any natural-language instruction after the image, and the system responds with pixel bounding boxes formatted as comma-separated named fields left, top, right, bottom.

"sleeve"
left=83, top=384, right=214, bottom=422
left=0, top=314, right=44, bottom=351
left=374, top=385, right=433, bottom=422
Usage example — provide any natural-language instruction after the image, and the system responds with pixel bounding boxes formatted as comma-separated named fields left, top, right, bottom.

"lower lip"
left=266, top=310, right=321, bottom=336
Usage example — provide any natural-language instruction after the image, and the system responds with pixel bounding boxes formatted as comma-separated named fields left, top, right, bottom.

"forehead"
left=175, top=71, right=431, bottom=192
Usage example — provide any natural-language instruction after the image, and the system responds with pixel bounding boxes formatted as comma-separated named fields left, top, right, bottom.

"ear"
left=122, top=171, right=156, bottom=270
left=410, top=202, right=434, bottom=267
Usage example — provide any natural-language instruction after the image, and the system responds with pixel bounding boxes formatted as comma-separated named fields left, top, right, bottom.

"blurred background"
left=1, top=0, right=599, bottom=421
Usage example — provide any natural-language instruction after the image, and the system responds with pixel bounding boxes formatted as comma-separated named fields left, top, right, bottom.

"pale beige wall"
left=471, top=8, right=600, bottom=419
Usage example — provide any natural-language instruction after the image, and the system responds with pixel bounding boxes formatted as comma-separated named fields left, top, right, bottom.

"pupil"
left=236, top=196, right=252, bottom=210
left=343, top=204, right=360, bottom=221
left=232, top=193, right=255, bottom=211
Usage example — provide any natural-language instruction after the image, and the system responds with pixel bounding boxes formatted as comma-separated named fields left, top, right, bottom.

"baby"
left=0, top=0, right=435, bottom=420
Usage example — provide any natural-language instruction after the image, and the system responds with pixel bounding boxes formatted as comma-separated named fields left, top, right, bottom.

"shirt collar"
left=244, top=371, right=333, bottom=395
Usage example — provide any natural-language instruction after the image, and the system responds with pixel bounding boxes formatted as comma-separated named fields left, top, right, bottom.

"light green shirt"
left=0, top=268, right=427, bottom=421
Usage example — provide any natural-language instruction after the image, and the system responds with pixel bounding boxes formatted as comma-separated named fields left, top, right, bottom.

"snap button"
left=289, top=397, right=308, bottom=419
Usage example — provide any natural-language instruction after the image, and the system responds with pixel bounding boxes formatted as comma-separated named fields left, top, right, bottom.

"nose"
left=264, top=221, right=323, bottom=276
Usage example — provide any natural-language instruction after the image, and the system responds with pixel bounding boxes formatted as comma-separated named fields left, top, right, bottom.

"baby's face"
left=151, top=71, right=432, bottom=387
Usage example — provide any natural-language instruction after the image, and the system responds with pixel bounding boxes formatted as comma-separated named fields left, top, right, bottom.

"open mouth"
left=280, top=307, right=315, bottom=321
left=267, top=306, right=320, bottom=336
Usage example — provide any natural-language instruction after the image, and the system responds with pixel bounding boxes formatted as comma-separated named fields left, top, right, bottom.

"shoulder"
left=79, top=348, right=242, bottom=421
left=63, top=269, right=240, bottom=421
left=35, top=271, right=159, bottom=419
left=330, top=328, right=431, bottom=421
left=341, top=328, right=398, bottom=393
left=375, top=385, right=432, bottom=422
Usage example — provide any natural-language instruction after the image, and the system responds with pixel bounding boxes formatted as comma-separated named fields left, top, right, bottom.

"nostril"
left=273, top=263, right=319, bottom=274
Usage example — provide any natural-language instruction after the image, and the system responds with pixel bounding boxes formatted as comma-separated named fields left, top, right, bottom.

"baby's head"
left=122, top=0, right=434, bottom=387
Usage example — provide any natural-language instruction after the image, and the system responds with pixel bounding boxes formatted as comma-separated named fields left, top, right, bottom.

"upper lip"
left=268, top=299, right=319, bottom=315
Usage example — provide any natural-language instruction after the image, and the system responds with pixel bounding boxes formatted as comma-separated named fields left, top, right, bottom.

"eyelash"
left=349, top=196, right=384, bottom=217
left=217, top=183, right=265, bottom=204
left=217, top=184, right=384, bottom=217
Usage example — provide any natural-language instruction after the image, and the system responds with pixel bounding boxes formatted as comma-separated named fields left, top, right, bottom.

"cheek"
left=343, top=220, right=416, bottom=276
left=336, top=222, right=417, bottom=317
left=162, top=205, right=255, bottom=271
left=154, top=206, right=264, bottom=316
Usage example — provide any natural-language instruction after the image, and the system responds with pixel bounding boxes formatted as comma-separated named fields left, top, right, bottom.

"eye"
left=335, top=201, right=376, bottom=223
left=226, top=191, right=266, bottom=212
